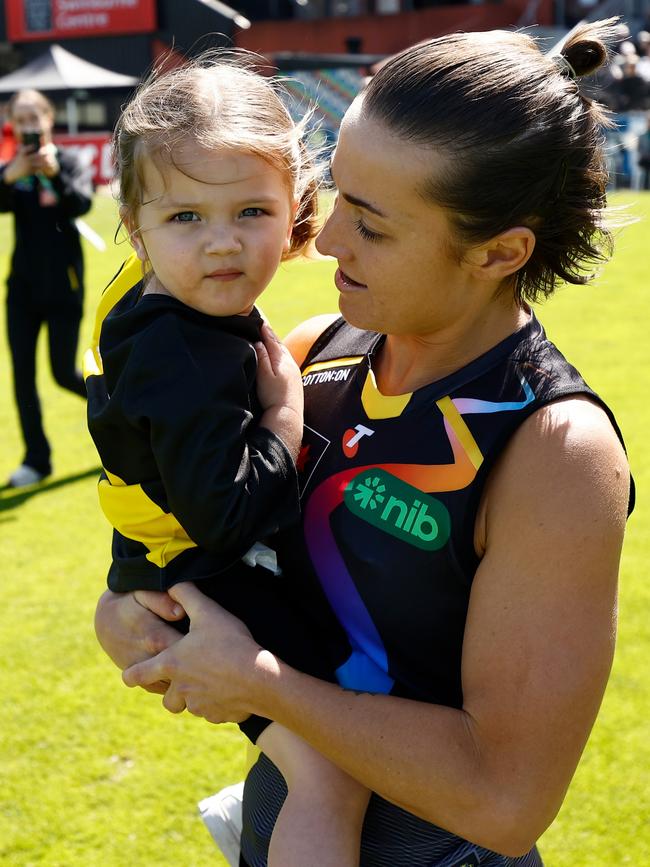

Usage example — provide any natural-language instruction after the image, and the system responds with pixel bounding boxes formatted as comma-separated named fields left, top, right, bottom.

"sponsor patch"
left=344, top=467, right=450, bottom=550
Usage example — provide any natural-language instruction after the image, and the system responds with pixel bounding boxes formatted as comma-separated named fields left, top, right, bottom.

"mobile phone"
left=22, top=131, right=42, bottom=153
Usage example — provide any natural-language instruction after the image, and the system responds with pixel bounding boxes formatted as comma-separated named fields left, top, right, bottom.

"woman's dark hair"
left=363, top=20, right=618, bottom=303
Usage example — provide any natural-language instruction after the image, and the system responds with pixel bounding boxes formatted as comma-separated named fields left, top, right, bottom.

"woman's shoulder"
left=476, top=394, right=632, bottom=557
left=284, top=314, right=381, bottom=368
left=283, top=314, right=341, bottom=366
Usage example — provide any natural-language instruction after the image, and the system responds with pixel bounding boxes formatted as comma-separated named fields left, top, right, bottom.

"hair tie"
left=551, top=54, right=577, bottom=81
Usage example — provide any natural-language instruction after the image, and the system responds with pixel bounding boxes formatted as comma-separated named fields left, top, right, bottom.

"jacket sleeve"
left=124, top=317, right=301, bottom=560
left=0, top=163, right=16, bottom=212
left=50, top=148, right=93, bottom=218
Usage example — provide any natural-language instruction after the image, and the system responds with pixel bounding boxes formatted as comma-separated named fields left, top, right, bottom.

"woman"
left=0, top=89, right=92, bottom=487
left=95, top=21, right=633, bottom=866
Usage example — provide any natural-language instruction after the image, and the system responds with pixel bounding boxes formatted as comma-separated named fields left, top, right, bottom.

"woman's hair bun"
left=560, top=17, right=618, bottom=78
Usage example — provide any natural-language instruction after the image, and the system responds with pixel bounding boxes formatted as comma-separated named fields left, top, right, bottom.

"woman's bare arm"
left=123, top=395, right=628, bottom=855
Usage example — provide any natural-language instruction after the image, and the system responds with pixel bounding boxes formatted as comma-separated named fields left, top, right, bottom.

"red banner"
left=54, top=131, right=114, bottom=186
left=6, top=0, right=157, bottom=42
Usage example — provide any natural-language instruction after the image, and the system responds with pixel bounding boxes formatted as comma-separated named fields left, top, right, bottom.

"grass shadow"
left=0, top=466, right=100, bottom=512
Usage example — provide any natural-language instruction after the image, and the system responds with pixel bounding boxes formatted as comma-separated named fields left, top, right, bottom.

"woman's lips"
left=335, top=267, right=367, bottom=291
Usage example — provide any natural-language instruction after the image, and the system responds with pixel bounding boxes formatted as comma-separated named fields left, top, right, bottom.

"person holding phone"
left=0, top=88, right=93, bottom=487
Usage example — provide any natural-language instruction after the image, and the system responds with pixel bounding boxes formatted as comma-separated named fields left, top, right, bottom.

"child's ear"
left=120, top=207, right=147, bottom=263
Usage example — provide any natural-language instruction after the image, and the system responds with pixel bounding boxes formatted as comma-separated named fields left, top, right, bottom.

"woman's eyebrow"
left=341, top=191, right=387, bottom=219
left=329, top=161, right=387, bottom=218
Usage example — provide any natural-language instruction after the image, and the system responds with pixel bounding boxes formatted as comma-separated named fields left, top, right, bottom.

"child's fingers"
left=260, top=321, right=281, bottom=343
left=254, top=340, right=272, bottom=375
left=257, top=328, right=286, bottom=375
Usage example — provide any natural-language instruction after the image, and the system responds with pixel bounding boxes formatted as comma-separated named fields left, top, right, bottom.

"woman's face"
left=316, top=100, right=475, bottom=337
left=10, top=98, right=54, bottom=143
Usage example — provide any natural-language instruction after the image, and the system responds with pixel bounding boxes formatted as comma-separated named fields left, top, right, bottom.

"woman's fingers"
left=122, top=653, right=170, bottom=689
left=162, top=684, right=187, bottom=714
left=134, top=589, right=186, bottom=621
left=94, top=590, right=182, bottom=675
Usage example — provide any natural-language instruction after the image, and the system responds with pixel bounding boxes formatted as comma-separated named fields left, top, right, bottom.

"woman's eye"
left=240, top=207, right=265, bottom=218
left=172, top=211, right=199, bottom=223
left=354, top=218, right=382, bottom=243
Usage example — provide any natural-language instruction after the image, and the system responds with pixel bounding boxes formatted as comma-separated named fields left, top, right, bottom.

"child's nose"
left=204, top=226, right=242, bottom=256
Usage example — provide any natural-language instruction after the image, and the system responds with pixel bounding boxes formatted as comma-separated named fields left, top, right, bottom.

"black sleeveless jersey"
left=277, top=313, right=633, bottom=710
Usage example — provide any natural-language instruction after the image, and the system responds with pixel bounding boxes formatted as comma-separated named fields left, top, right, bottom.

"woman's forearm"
left=249, top=653, right=537, bottom=857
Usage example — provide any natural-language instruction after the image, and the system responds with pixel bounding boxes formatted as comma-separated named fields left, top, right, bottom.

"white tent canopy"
left=0, top=44, right=139, bottom=133
left=0, top=44, right=138, bottom=94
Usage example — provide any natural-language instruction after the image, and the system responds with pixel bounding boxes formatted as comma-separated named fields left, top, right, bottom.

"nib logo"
left=351, top=475, right=386, bottom=510
left=344, top=468, right=450, bottom=551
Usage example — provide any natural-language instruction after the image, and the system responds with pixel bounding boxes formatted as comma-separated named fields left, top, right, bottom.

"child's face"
left=128, top=140, right=295, bottom=317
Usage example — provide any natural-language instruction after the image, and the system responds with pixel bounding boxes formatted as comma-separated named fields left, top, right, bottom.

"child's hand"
left=255, top=322, right=304, bottom=460
left=255, top=322, right=304, bottom=414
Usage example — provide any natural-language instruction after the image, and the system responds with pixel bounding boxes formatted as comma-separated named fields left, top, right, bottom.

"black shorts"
left=239, top=753, right=545, bottom=867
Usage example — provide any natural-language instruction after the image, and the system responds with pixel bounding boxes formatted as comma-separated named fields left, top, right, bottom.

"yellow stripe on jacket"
left=99, top=469, right=196, bottom=568
left=83, top=252, right=145, bottom=380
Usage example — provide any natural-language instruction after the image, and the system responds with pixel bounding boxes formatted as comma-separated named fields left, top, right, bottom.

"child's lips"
left=207, top=270, right=242, bottom=282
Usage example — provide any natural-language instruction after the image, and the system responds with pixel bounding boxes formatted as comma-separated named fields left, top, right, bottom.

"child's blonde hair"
left=114, top=52, right=321, bottom=258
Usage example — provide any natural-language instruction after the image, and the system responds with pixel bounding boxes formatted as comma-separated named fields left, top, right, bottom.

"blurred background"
left=1, top=0, right=650, bottom=189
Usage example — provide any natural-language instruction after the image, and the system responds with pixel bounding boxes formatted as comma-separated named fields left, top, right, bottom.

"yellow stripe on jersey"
left=361, top=366, right=412, bottom=419
left=436, top=396, right=483, bottom=471
left=98, top=468, right=196, bottom=568
left=83, top=252, right=146, bottom=381
left=302, top=356, right=364, bottom=377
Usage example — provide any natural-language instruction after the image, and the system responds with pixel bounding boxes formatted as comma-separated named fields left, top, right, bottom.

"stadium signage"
left=6, top=0, right=157, bottom=42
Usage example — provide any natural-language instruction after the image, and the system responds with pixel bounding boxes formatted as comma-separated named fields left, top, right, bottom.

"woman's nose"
left=315, top=203, right=349, bottom=260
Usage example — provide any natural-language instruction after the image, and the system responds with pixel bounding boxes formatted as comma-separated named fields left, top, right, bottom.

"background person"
left=96, top=20, right=633, bottom=867
left=0, top=88, right=92, bottom=488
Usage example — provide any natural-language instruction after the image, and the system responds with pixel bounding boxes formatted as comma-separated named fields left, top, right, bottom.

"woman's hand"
left=33, top=143, right=60, bottom=178
left=3, top=143, right=59, bottom=184
left=255, top=322, right=304, bottom=459
left=123, top=582, right=269, bottom=723
left=3, top=146, right=40, bottom=184
left=94, top=589, right=186, bottom=694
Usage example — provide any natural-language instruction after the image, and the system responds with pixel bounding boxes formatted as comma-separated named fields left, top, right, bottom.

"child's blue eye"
left=173, top=211, right=199, bottom=223
left=240, top=207, right=265, bottom=218
left=354, top=219, right=382, bottom=243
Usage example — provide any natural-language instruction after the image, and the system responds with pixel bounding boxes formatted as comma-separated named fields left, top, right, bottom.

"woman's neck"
left=373, top=302, right=529, bottom=396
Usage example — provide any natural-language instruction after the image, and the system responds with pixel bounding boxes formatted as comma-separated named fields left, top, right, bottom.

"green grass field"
left=1, top=191, right=648, bottom=865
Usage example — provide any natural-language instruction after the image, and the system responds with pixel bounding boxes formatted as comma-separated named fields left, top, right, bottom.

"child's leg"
left=257, top=723, right=370, bottom=867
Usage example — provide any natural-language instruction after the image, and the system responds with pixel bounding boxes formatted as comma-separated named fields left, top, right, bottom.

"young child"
left=85, top=58, right=369, bottom=866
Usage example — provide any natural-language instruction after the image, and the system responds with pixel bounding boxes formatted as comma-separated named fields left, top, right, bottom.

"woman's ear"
left=464, top=227, right=536, bottom=282
left=120, top=207, right=147, bottom=263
